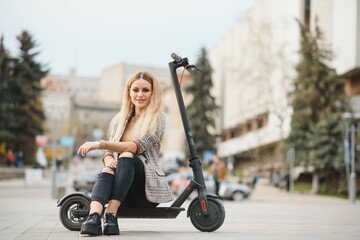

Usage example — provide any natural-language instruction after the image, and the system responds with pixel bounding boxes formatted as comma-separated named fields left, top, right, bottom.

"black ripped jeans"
left=91, top=156, right=158, bottom=208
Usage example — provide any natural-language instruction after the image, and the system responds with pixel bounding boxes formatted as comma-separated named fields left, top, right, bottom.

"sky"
left=0, top=0, right=255, bottom=77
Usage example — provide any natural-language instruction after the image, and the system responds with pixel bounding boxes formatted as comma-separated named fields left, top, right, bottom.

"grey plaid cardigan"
left=104, top=111, right=173, bottom=203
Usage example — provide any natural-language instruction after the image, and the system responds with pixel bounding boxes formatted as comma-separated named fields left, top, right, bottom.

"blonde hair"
left=108, top=71, right=163, bottom=139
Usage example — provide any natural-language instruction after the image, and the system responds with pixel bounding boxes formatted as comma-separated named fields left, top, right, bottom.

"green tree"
left=184, top=47, right=218, bottom=157
left=0, top=31, right=48, bottom=164
left=14, top=31, right=48, bottom=164
left=0, top=36, right=19, bottom=150
left=286, top=20, right=345, bottom=193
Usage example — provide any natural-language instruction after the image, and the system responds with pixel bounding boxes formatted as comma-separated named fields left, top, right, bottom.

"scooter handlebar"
left=170, top=53, right=201, bottom=72
left=171, top=53, right=183, bottom=63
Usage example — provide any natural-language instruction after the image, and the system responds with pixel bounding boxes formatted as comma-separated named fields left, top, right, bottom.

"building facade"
left=209, top=0, right=302, bottom=177
left=41, top=73, right=100, bottom=159
left=98, top=63, right=170, bottom=105
left=209, top=0, right=360, bottom=178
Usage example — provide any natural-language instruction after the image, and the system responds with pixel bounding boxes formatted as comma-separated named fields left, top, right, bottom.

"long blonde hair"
left=108, top=71, right=163, bottom=139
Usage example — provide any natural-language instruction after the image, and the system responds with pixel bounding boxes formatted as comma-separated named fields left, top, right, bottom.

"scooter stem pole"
left=168, top=57, right=209, bottom=215
left=168, top=60, right=197, bottom=159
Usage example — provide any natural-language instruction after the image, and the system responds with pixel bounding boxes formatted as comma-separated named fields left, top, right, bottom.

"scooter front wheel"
left=59, top=195, right=90, bottom=231
left=189, top=197, right=225, bottom=232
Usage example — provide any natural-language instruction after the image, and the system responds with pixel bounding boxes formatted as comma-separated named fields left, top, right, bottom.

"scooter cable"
left=179, top=65, right=191, bottom=86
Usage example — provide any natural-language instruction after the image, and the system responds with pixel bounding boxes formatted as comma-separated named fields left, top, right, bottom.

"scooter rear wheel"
left=59, top=195, right=90, bottom=231
left=189, top=197, right=225, bottom=232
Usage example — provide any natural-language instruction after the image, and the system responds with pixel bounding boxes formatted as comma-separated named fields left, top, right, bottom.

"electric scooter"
left=57, top=53, right=226, bottom=232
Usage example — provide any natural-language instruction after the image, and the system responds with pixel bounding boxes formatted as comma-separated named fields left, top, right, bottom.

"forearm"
left=99, top=140, right=138, bottom=155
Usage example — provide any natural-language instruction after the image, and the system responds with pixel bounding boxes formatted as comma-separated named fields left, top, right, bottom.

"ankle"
left=89, top=211, right=101, bottom=215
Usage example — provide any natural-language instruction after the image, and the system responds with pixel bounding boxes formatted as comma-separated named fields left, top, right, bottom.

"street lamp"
left=342, top=112, right=360, bottom=204
left=287, top=147, right=295, bottom=193
left=48, top=106, right=66, bottom=199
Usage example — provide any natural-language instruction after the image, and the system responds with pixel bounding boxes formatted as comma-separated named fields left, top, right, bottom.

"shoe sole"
left=80, top=225, right=102, bottom=236
left=103, top=225, right=120, bottom=235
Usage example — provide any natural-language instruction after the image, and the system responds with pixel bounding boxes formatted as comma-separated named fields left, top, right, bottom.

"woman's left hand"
left=77, top=141, right=100, bottom=156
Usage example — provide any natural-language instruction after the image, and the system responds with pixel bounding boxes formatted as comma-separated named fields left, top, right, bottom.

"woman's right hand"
left=104, top=157, right=117, bottom=169
left=77, top=141, right=100, bottom=156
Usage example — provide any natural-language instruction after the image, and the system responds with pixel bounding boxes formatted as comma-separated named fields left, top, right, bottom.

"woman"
left=77, top=71, right=173, bottom=236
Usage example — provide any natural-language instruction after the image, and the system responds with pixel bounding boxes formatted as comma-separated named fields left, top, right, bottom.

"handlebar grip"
left=171, top=53, right=182, bottom=63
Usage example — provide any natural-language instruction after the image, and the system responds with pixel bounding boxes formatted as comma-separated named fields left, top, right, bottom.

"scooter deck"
left=117, top=207, right=185, bottom=219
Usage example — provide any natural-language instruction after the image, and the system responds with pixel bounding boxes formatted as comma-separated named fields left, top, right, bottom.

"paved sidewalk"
left=0, top=175, right=359, bottom=240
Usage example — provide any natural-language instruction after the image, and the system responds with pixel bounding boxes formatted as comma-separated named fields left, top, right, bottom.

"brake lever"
left=185, top=64, right=202, bottom=72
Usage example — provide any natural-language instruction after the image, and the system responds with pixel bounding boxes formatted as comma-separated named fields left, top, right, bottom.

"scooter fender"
left=186, top=193, right=221, bottom=217
left=56, top=192, right=91, bottom=207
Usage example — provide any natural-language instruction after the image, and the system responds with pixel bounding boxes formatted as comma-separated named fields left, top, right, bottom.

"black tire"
left=59, top=195, right=90, bottom=231
left=189, top=197, right=225, bottom=232
left=231, top=191, right=245, bottom=201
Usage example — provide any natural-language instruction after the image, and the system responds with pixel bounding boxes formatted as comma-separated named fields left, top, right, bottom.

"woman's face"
left=129, top=79, right=152, bottom=110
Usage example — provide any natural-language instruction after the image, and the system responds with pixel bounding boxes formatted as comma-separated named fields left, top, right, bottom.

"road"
left=0, top=166, right=359, bottom=239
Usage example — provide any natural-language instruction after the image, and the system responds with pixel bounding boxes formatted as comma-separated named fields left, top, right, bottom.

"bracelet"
left=106, top=165, right=116, bottom=173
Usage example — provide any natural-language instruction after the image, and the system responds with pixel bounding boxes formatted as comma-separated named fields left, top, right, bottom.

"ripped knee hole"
left=119, top=151, right=134, bottom=158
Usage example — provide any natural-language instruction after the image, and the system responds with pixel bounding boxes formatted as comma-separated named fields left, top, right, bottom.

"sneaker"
left=103, top=213, right=120, bottom=235
left=80, top=212, right=102, bottom=236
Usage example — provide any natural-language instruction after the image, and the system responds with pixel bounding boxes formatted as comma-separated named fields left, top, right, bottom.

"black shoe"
left=103, top=213, right=119, bottom=235
left=80, top=212, right=102, bottom=236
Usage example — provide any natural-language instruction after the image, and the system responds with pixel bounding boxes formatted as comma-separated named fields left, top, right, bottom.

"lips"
left=136, top=100, right=146, bottom=103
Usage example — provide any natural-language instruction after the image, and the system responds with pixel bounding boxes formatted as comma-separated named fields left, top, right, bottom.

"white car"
left=206, top=176, right=251, bottom=201
left=170, top=172, right=251, bottom=201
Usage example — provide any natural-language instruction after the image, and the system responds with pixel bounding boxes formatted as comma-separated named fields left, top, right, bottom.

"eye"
left=142, top=88, right=150, bottom=93
left=131, top=88, right=139, bottom=93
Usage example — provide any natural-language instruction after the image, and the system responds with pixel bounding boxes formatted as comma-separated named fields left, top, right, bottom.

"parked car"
left=170, top=172, right=251, bottom=201
left=73, top=171, right=99, bottom=192
left=223, top=181, right=251, bottom=201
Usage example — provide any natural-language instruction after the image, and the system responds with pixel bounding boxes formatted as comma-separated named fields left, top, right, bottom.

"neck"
left=134, top=107, right=145, bottom=119
left=133, top=110, right=143, bottom=119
